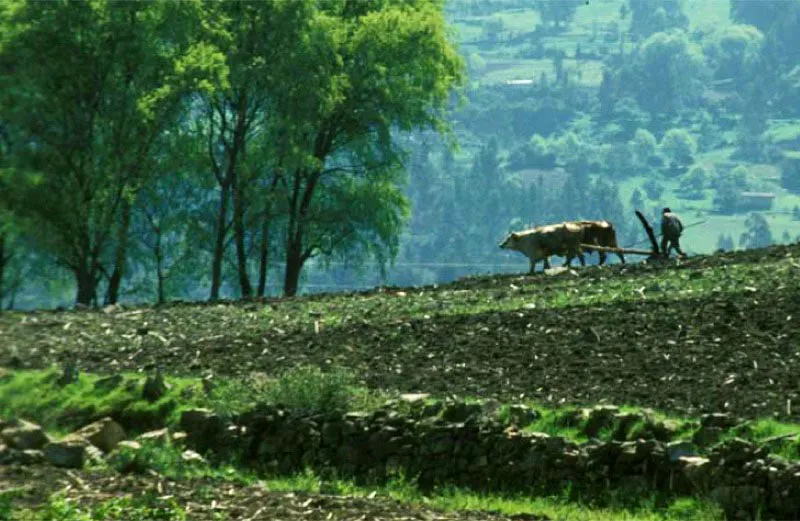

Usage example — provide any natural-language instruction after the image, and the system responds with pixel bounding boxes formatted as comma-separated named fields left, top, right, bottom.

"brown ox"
left=499, top=222, right=586, bottom=273
left=574, top=220, right=625, bottom=265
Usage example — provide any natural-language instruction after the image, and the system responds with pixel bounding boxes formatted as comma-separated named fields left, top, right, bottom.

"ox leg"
left=528, top=258, right=536, bottom=274
left=543, top=257, right=551, bottom=270
left=599, top=251, right=607, bottom=266
left=618, top=252, right=626, bottom=264
left=578, top=251, right=586, bottom=267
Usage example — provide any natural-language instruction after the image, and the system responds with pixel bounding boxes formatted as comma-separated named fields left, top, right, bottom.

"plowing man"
left=660, top=207, right=685, bottom=258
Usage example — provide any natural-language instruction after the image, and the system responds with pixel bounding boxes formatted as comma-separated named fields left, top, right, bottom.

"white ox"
left=500, top=222, right=586, bottom=273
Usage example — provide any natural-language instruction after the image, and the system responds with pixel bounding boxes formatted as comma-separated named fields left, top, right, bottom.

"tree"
left=630, top=129, right=659, bottom=167
left=268, top=0, right=465, bottom=296
left=200, top=0, right=314, bottom=300
left=678, top=164, right=709, bottom=199
left=509, top=134, right=556, bottom=170
left=716, top=233, right=735, bottom=251
left=704, top=24, right=764, bottom=81
left=628, top=0, right=688, bottom=39
left=554, top=131, right=589, bottom=172
left=0, top=0, right=225, bottom=305
left=660, top=128, right=697, bottom=172
left=128, top=122, right=211, bottom=305
left=739, top=213, right=773, bottom=249
left=624, top=31, right=707, bottom=117
left=534, top=0, right=583, bottom=33
left=713, top=177, right=742, bottom=214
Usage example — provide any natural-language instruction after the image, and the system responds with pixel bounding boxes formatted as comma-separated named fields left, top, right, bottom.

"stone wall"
left=181, top=402, right=800, bottom=520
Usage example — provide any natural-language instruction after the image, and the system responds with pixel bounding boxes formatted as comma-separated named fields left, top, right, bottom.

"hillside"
left=3, top=244, right=799, bottom=422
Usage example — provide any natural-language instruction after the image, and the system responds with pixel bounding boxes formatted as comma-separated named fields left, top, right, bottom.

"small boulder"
left=1, top=420, right=50, bottom=450
left=441, top=401, right=483, bottom=423
left=701, top=413, right=737, bottom=429
left=45, top=439, right=102, bottom=468
left=72, top=418, right=126, bottom=453
left=667, top=440, right=698, bottom=462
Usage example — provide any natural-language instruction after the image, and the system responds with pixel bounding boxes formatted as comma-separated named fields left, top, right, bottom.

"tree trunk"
left=155, top=230, right=165, bottom=305
left=231, top=93, right=252, bottom=299
left=105, top=200, right=132, bottom=305
left=75, top=261, right=96, bottom=307
left=232, top=170, right=252, bottom=298
left=257, top=212, right=270, bottom=297
left=209, top=182, right=230, bottom=301
left=283, top=241, right=304, bottom=297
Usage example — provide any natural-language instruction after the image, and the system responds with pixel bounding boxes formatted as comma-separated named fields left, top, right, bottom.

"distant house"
left=739, top=192, right=776, bottom=210
left=504, top=79, right=535, bottom=86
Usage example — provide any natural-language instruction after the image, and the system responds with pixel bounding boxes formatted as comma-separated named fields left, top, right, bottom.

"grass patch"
left=0, top=366, right=388, bottom=435
left=261, top=468, right=726, bottom=521
left=0, top=368, right=202, bottom=435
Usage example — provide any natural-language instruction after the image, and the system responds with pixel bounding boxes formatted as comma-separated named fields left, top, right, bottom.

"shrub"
left=264, top=365, right=355, bottom=415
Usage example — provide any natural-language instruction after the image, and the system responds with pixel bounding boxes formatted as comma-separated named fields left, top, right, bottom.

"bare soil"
left=2, top=244, right=800, bottom=421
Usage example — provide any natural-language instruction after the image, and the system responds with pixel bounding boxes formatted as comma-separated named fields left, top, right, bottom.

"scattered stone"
left=399, top=393, right=429, bottom=405
left=137, top=428, right=171, bottom=445
left=1, top=420, right=50, bottom=450
left=72, top=417, right=126, bottom=453
left=181, top=449, right=206, bottom=464
left=701, top=413, right=737, bottom=429
left=18, top=449, right=46, bottom=465
left=116, top=440, right=142, bottom=451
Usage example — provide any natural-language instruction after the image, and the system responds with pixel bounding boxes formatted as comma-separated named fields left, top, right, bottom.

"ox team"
left=500, top=214, right=685, bottom=274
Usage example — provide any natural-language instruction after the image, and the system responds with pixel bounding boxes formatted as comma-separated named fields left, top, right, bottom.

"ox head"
left=499, top=232, right=521, bottom=250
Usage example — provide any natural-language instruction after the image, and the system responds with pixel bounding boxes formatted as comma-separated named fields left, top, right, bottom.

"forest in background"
left=3, top=0, right=800, bottom=309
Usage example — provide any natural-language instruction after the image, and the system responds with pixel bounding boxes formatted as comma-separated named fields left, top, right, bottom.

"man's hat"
left=662, top=207, right=671, bottom=213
